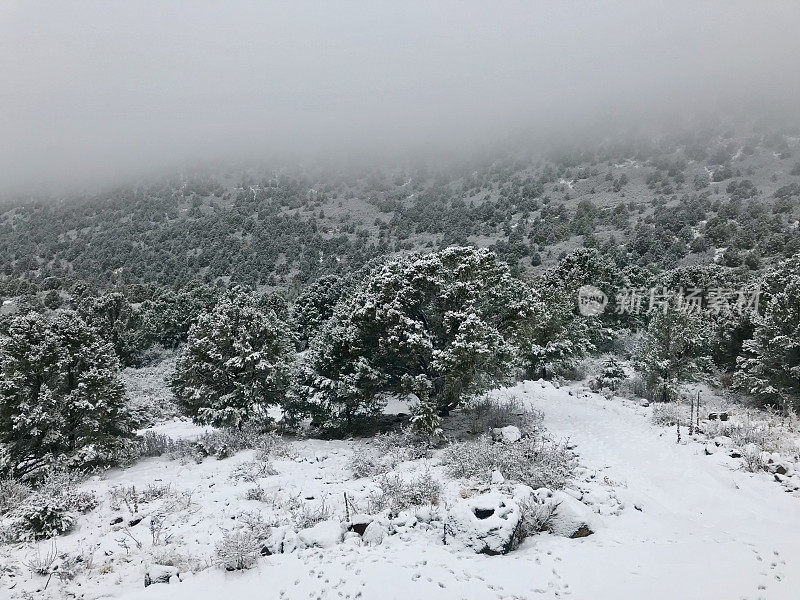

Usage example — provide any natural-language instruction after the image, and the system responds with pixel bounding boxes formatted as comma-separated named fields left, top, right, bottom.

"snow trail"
left=520, top=380, right=800, bottom=600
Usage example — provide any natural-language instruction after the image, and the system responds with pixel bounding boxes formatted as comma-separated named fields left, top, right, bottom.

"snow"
left=5, top=380, right=800, bottom=599
left=137, top=417, right=213, bottom=440
left=297, top=520, right=345, bottom=549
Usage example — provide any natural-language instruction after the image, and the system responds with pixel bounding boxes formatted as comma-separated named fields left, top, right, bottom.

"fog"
left=2, top=1, right=799, bottom=196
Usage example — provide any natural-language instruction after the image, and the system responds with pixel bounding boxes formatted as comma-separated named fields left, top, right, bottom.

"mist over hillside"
left=2, top=1, right=800, bottom=196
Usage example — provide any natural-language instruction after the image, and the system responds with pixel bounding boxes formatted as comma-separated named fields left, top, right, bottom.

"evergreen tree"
left=0, top=311, right=132, bottom=477
left=517, top=286, right=594, bottom=379
left=140, top=283, right=220, bottom=349
left=301, top=247, right=535, bottom=429
left=735, top=276, right=800, bottom=412
left=289, top=274, right=345, bottom=350
left=634, top=300, right=708, bottom=402
left=599, top=356, right=627, bottom=392
left=78, top=291, right=144, bottom=366
left=171, top=292, right=295, bottom=427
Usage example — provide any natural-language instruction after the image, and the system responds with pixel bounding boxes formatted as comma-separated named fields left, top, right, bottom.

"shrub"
left=742, top=444, right=766, bottom=473
left=293, top=500, right=334, bottom=529
left=514, top=494, right=559, bottom=544
left=442, top=435, right=574, bottom=490
left=371, top=470, right=442, bottom=514
left=136, top=427, right=290, bottom=465
left=230, top=459, right=278, bottom=482
left=0, top=478, right=32, bottom=515
left=348, top=428, right=436, bottom=478
left=465, top=395, right=543, bottom=435
left=12, top=495, right=77, bottom=541
left=214, top=530, right=261, bottom=571
left=651, top=402, right=686, bottom=427
left=138, top=431, right=176, bottom=458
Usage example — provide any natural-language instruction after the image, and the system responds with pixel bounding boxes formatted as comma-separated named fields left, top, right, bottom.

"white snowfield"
left=116, top=381, right=800, bottom=600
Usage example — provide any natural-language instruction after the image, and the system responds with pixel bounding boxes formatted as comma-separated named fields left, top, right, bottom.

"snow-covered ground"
left=4, top=381, right=800, bottom=600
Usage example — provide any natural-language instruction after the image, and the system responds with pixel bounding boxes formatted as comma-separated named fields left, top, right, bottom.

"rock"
left=546, top=491, right=596, bottom=538
left=719, top=412, right=729, bottom=421
left=349, top=514, right=373, bottom=536
left=361, top=522, right=387, bottom=546
left=128, top=517, right=143, bottom=527
left=729, top=449, right=742, bottom=459
left=491, top=426, right=522, bottom=443
left=297, top=520, right=344, bottom=548
left=704, top=443, right=718, bottom=456
left=445, top=492, right=521, bottom=555
left=491, top=470, right=505, bottom=484
left=144, top=565, right=180, bottom=587
left=110, top=516, right=123, bottom=525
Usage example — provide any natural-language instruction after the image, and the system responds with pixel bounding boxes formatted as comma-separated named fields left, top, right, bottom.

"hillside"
left=2, top=126, right=800, bottom=299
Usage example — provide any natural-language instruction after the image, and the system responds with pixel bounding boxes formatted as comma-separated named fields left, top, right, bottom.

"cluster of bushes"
left=0, top=471, right=97, bottom=542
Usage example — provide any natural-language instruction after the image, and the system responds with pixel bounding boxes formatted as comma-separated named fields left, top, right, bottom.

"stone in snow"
left=545, top=490, right=596, bottom=538
left=144, top=565, right=180, bottom=587
left=361, top=521, right=387, bottom=546
left=492, top=425, right=522, bottom=443
left=297, top=520, right=344, bottom=548
left=491, top=469, right=505, bottom=484
left=446, top=491, right=521, bottom=555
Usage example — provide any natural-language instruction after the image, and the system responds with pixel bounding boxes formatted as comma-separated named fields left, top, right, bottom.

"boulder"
left=298, top=520, right=344, bottom=548
left=361, top=522, right=387, bottom=546
left=543, top=490, right=596, bottom=538
left=349, top=514, right=373, bottom=536
left=445, top=492, right=521, bottom=555
left=492, top=426, right=522, bottom=443
left=144, top=565, right=180, bottom=587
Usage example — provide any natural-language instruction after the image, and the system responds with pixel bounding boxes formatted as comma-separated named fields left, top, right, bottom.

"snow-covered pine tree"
left=300, top=247, right=536, bottom=430
left=78, top=291, right=144, bottom=366
left=0, top=311, right=133, bottom=477
left=516, top=286, right=594, bottom=379
left=171, top=291, right=295, bottom=428
left=634, top=298, right=708, bottom=402
left=289, top=274, right=345, bottom=350
left=734, top=275, right=800, bottom=413
left=599, top=356, right=627, bottom=392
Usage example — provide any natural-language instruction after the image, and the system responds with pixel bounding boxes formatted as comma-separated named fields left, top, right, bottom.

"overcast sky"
left=1, top=1, right=799, bottom=195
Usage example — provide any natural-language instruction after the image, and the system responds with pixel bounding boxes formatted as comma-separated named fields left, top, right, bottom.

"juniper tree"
left=171, top=291, right=295, bottom=428
left=735, top=276, right=800, bottom=413
left=78, top=291, right=144, bottom=366
left=0, top=311, right=132, bottom=477
left=634, top=299, right=709, bottom=402
left=301, top=247, right=537, bottom=429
